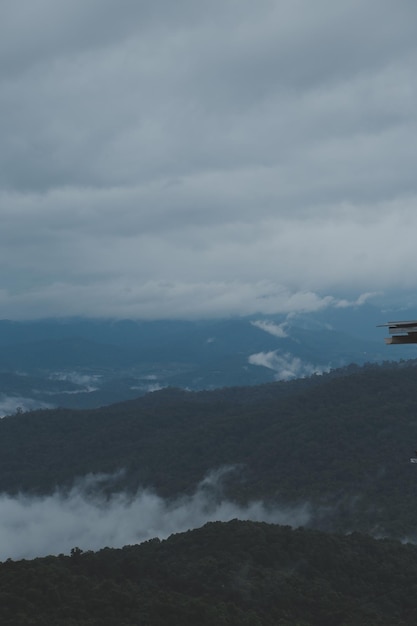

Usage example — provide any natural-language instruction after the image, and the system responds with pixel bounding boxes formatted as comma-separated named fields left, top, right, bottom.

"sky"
left=2, top=0, right=417, bottom=319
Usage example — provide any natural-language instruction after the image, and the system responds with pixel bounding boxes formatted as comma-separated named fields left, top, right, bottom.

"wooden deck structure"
left=380, top=320, right=417, bottom=344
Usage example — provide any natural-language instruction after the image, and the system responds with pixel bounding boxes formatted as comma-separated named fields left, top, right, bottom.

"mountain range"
left=0, top=302, right=416, bottom=414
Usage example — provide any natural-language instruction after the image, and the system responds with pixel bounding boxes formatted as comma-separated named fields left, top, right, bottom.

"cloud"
left=1, top=1, right=417, bottom=318
left=248, top=350, right=328, bottom=381
left=0, top=468, right=310, bottom=561
left=49, top=371, right=101, bottom=391
left=251, top=320, right=288, bottom=338
left=0, top=395, right=52, bottom=418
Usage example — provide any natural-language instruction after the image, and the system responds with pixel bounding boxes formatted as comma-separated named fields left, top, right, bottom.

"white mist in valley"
left=0, top=395, right=53, bottom=418
left=0, top=469, right=310, bottom=561
left=248, top=350, right=327, bottom=380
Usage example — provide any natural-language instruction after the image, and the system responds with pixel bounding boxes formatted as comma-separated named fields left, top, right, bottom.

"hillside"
left=2, top=520, right=417, bottom=625
left=1, top=361, right=417, bottom=536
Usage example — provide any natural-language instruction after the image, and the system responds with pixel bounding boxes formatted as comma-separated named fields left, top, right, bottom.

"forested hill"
left=2, top=361, right=417, bottom=535
left=2, top=520, right=417, bottom=625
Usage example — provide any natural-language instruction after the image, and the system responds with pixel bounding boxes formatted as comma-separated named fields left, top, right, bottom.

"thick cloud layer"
left=1, top=1, right=417, bottom=318
left=0, top=469, right=310, bottom=561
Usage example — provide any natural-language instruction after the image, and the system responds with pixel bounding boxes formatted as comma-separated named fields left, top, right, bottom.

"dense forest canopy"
left=2, top=520, right=417, bottom=625
left=1, top=360, right=417, bottom=536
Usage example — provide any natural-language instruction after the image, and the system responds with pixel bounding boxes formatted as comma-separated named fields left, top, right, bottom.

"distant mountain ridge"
left=0, top=306, right=415, bottom=412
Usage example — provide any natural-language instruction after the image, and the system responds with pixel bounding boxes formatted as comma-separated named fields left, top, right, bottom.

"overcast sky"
left=1, top=0, right=417, bottom=319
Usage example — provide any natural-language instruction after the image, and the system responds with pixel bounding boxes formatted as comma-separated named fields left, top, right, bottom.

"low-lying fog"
left=0, top=469, right=310, bottom=561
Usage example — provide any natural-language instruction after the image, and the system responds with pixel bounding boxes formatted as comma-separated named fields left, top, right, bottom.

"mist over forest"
left=1, top=350, right=417, bottom=556
left=1, top=314, right=417, bottom=623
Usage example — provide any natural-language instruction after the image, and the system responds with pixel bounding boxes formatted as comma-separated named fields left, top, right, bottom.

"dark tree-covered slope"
left=2, top=520, right=417, bottom=625
left=1, top=361, right=417, bottom=534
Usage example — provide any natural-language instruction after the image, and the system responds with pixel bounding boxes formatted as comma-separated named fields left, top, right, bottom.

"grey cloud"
left=0, top=187, right=416, bottom=318
left=2, top=1, right=416, bottom=191
left=1, top=1, right=417, bottom=318
left=0, top=0, right=200, bottom=78
left=251, top=320, right=288, bottom=338
left=0, top=280, right=368, bottom=320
